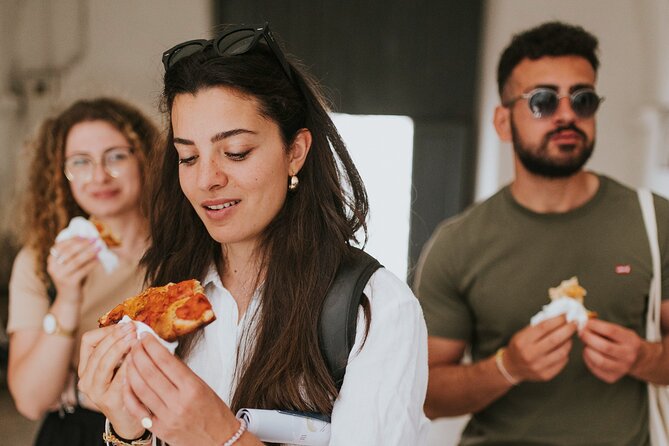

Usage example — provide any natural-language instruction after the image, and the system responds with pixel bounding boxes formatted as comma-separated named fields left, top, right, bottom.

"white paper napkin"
left=530, top=297, right=590, bottom=330
left=118, top=315, right=178, bottom=354
left=55, top=216, right=119, bottom=273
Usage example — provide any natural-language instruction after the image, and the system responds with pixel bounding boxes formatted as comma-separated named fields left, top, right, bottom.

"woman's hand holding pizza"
left=78, top=323, right=146, bottom=439
left=47, top=237, right=100, bottom=302
left=123, top=334, right=256, bottom=446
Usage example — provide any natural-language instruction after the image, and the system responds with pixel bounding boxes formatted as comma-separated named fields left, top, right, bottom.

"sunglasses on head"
left=505, top=88, right=604, bottom=119
left=162, top=22, right=294, bottom=84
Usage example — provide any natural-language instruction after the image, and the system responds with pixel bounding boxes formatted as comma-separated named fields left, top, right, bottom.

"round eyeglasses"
left=64, top=146, right=135, bottom=183
left=504, top=88, right=604, bottom=119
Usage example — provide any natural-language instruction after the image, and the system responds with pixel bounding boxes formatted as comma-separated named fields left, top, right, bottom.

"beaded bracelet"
left=495, top=347, right=520, bottom=385
left=221, top=418, right=247, bottom=446
left=103, top=418, right=152, bottom=446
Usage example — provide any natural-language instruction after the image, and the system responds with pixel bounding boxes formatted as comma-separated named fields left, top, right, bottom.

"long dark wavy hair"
left=142, top=33, right=369, bottom=414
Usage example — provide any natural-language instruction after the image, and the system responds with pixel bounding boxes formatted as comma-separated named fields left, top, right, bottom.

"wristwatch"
left=42, top=313, right=76, bottom=338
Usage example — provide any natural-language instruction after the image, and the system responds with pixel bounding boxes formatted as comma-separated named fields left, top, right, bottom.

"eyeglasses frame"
left=63, top=146, right=135, bottom=183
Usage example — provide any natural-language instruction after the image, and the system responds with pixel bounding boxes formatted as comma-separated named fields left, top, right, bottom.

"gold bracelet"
left=495, top=347, right=520, bottom=385
left=103, top=418, right=152, bottom=446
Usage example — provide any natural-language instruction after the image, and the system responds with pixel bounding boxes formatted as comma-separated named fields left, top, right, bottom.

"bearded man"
left=415, top=21, right=669, bottom=446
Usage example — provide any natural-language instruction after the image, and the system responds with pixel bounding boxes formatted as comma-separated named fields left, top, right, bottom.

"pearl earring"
left=288, top=175, right=299, bottom=191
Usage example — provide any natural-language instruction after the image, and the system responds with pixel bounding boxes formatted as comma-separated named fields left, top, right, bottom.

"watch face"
left=43, top=313, right=57, bottom=334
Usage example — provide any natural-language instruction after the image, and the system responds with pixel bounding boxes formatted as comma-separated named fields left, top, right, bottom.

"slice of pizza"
left=531, top=276, right=596, bottom=329
left=90, top=217, right=121, bottom=248
left=548, top=276, right=587, bottom=303
left=98, top=279, right=216, bottom=341
left=548, top=276, right=597, bottom=319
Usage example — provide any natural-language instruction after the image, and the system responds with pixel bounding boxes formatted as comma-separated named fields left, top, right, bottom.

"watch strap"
left=44, top=313, right=76, bottom=338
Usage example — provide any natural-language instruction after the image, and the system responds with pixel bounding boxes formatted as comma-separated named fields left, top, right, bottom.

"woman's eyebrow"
left=211, top=128, right=257, bottom=143
left=173, top=129, right=257, bottom=146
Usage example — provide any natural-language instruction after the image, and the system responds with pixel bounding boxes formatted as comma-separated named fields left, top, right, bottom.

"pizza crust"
left=90, top=217, right=121, bottom=248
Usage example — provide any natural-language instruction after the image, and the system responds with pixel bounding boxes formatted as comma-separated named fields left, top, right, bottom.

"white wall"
left=432, top=1, right=669, bottom=444
left=475, top=0, right=669, bottom=202
left=0, top=0, right=212, bottom=236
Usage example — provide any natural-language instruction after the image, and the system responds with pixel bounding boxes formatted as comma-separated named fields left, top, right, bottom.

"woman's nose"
left=91, top=160, right=112, bottom=183
left=197, top=155, right=228, bottom=190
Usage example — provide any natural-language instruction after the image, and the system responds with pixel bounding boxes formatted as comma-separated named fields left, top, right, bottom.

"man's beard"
left=511, top=119, right=594, bottom=178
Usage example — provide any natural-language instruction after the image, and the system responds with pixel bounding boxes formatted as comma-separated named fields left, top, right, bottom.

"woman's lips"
left=202, top=199, right=241, bottom=219
left=91, top=190, right=120, bottom=199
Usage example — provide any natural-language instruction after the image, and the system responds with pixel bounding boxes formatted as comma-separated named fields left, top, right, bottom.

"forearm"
left=9, top=336, right=75, bottom=418
left=425, top=355, right=513, bottom=418
left=8, top=298, right=81, bottom=419
left=630, top=337, right=669, bottom=385
left=236, top=431, right=263, bottom=446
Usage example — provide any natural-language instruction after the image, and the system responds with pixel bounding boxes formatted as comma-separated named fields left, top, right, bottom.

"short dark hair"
left=497, top=21, right=600, bottom=97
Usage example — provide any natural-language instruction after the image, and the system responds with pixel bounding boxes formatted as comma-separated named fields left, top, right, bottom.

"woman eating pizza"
left=78, top=23, right=429, bottom=446
left=6, top=97, right=159, bottom=445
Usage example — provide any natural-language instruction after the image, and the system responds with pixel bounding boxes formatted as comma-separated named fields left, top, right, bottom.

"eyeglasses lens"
left=215, top=29, right=257, bottom=56
left=166, top=41, right=208, bottom=70
left=528, top=90, right=559, bottom=118
left=571, top=91, right=600, bottom=118
left=104, top=148, right=132, bottom=177
left=65, top=157, right=93, bottom=182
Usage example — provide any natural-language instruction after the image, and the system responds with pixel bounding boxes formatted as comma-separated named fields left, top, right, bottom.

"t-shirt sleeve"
left=414, top=221, right=473, bottom=340
left=6, top=248, right=50, bottom=333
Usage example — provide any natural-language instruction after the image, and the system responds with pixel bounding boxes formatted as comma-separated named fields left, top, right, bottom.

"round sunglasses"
left=505, top=88, right=604, bottom=119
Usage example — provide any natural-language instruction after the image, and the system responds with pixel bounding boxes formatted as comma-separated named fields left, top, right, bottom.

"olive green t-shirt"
left=416, top=175, right=669, bottom=446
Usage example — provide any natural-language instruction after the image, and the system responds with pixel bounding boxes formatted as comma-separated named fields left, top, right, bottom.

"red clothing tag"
left=615, top=264, right=632, bottom=275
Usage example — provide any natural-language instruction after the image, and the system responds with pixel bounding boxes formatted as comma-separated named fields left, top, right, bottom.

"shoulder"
left=10, top=247, right=40, bottom=280
left=7, top=247, right=49, bottom=332
left=9, top=247, right=44, bottom=300
left=428, top=188, right=508, bottom=247
left=364, top=268, right=424, bottom=323
left=332, top=267, right=429, bottom=443
left=415, top=189, right=507, bottom=278
left=598, top=174, right=669, bottom=218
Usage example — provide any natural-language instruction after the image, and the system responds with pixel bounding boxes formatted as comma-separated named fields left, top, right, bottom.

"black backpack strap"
left=318, top=248, right=382, bottom=391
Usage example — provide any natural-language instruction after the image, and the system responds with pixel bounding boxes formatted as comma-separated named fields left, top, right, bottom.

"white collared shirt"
left=186, top=266, right=430, bottom=446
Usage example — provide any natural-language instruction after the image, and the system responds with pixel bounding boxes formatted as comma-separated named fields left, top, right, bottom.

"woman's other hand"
left=123, top=334, right=252, bottom=446
left=47, top=237, right=100, bottom=301
left=78, top=324, right=146, bottom=439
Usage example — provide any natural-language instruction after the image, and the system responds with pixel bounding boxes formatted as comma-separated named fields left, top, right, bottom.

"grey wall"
left=216, top=1, right=484, bottom=276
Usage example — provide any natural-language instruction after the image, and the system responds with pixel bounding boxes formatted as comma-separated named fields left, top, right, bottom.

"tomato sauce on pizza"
left=98, top=279, right=216, bottom=341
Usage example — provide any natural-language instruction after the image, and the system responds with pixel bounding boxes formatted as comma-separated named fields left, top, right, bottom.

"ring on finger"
left=141, top=416, right=153, bottom=429
left=49, top=248, right=64, bottom=264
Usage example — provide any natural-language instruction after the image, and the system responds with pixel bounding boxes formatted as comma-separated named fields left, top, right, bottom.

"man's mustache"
left=546, top=124, right=587, bottom=140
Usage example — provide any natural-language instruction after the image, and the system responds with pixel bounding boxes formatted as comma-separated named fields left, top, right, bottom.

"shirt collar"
left=201, top=263, right=263, bottom=304
left=202, top=263, right=223, bottom=289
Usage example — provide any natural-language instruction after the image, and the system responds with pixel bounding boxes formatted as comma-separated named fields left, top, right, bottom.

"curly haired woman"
left=6, top=97, right=159, bottom=445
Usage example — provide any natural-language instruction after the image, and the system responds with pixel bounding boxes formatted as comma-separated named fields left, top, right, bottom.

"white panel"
left=331, top=113, right=414, bottom=280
